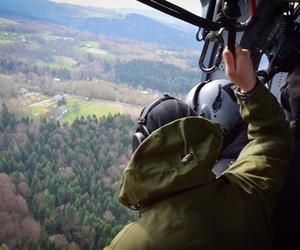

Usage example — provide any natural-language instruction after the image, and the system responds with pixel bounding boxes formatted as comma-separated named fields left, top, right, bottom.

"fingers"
left=224, top=44, right=250, bottom=74
left=234, top=45, right=249, bottom=63
left=238, top=48, right=250, bottom=61
left=223, top=44, right=257, bottom=92
left=235, top=43, right=242, bottom=54
left=223, top=48, right=235, bottom=76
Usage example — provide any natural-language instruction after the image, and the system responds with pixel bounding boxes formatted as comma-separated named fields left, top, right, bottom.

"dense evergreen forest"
left=0, top=104, right=136, bottom=250
left=115, top=59, right=201, bottom=93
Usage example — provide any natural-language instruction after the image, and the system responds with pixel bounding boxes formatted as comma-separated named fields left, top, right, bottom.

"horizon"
left=50, top=0, right=201, bottom=14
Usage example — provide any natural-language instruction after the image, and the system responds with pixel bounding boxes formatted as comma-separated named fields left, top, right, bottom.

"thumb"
left=223, top=48, right=235, bottom=75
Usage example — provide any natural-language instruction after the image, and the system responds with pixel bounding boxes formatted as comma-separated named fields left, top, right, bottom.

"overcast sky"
left=51, top=0, right=201, bottom=14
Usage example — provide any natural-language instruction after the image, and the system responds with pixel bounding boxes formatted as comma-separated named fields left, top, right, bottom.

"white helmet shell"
left=185, top=79, right=241, bottom=133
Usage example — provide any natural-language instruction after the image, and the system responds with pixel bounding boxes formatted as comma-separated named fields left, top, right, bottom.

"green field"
left=0, top=39, right=14, bottom=45
left=0, top=32, right=18, bottom=45
left=18, top=93, right=123, bottom=123
left=75, top=40, right=99, bottom=51
left=74, top=40, right=115, bottom=59
left=62, top=96, right=122, bottom=123
left=84, top=41, right=100, bottom=49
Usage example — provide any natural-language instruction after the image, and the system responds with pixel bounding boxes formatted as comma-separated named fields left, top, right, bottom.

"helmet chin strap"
left=212, top=84, right=223, bottom=113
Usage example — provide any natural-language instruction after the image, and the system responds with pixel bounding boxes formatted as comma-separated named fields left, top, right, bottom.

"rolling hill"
left=0, top=0, right=199, bottom=49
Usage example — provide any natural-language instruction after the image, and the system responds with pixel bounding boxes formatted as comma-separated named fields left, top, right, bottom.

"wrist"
left=239, top=78, right=257, bottom=93
left=235, top=77, right=264, bottom=101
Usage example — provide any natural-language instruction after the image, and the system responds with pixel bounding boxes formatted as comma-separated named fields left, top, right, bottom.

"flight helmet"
left=132, top=94, right=197, bottom=153
left=185, top=79, right=241, bottom=134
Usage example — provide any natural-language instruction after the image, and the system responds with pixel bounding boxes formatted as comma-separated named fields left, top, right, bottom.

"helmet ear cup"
left=132, top=124, right=150, bottom=152
left=132, top=132, right=146, bottom=153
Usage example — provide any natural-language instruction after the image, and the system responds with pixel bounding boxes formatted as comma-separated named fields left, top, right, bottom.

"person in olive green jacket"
left=104, top=45, right=294, bottom=250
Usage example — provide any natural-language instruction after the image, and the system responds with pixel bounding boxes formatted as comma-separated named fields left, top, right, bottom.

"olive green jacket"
left=105, top=84, right=293, bottom=250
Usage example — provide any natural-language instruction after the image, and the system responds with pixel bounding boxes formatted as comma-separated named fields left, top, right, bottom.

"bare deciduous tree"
left=0, top=173, right=41, bottom=249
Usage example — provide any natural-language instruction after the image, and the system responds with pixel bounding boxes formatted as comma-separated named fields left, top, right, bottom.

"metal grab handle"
left=235, top=0, right=257, bottom=31
left=199, top=29, right=225, bottom=73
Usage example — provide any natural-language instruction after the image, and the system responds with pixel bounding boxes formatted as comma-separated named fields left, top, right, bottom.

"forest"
left=115, top=59, right=201, bottom=94
left=0, top=8, right=202, bottom=250
left=0, top=57, right=200, bottom=95
left=0, top=104, right=136, bottom=249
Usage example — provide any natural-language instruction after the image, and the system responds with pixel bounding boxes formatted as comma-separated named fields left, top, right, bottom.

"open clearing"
left=62, top=96, right=122, bottom=123
left=18, top=92, right=142, bottom=123
left=62, top=96, right=142, bottom=123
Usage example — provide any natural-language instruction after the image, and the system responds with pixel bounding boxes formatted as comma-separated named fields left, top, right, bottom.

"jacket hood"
left=119, top=117, right=223, bottom=208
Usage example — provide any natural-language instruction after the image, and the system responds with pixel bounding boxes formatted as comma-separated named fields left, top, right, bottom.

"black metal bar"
left=228, top=25, right=236, bottom=58
left=137, top=0, right=223, bottom=30
left=201, top=0, right=217, bottom=39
